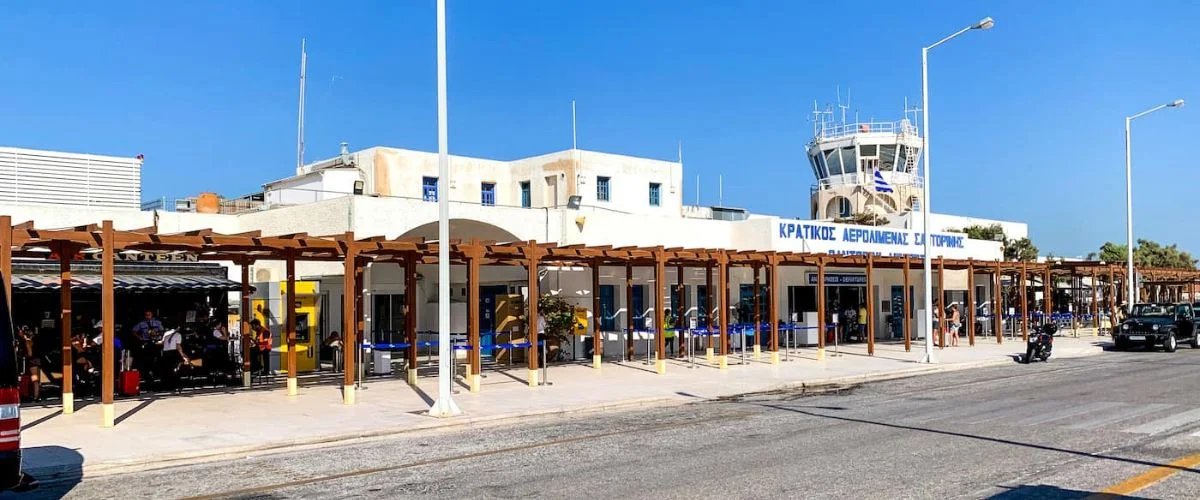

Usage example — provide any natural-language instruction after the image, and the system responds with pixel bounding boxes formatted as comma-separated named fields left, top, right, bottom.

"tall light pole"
left=919, top=16, right=994, bottom=364
left=1124, top=99, right=1185, bottom=312
left=429, top=0, right=460, bottom=417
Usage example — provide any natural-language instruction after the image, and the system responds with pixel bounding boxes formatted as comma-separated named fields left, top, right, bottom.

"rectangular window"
left=481, top=182, right=495, bottom=206
left=649, top=182, right=661, bottom=207
left=520, top=181, right=531, bottom=208
left=422, top=177, right=438, bottom=202
left=596, top=176, right=610, bottom=202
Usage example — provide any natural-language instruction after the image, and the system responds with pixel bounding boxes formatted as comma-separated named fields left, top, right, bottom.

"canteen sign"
left=775, top=221, right=967, bottom=257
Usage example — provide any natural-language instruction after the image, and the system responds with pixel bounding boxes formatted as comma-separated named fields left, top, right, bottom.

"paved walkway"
left=20, top=333, right=1108, bottom=481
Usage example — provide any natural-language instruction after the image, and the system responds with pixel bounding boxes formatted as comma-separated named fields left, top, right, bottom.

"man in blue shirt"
left=133, top=310, right=163, bottom=342
left=131, top=310, right=163, bottom=381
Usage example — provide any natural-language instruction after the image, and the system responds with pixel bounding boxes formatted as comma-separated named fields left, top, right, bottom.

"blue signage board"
left=807, top=273, right=867, bottom=285
left=777, top=222, right=966, bottom=250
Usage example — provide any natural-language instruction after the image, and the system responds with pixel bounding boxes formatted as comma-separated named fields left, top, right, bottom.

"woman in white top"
left=159, top=328, right=190, bottom=390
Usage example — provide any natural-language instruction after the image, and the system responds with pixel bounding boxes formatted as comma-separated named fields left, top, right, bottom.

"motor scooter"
left=1024, top=322, right=1056, bottom=363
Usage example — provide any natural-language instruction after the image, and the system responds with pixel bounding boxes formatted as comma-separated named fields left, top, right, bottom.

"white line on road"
left=1122, top=407, right=1200, bottom=435
left=1065, top=403, right=1174, bottom=430
left=1013, top=401, right=1125, bottom=426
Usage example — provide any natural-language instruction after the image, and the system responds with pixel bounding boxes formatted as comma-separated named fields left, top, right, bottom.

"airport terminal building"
left=0, top=116, right=1033, bottom=370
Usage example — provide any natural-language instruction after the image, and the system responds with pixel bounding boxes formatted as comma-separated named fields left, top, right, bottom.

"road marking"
left=907, top=398, right=1016, bottom=424
left=1122, top=407, right=1200, bottom=435
left=1092, top=452, right=1200, bottom=496
left=1013, top=401, right=1123, bottom=426
left=1065, top=403, right=1173, bottom=430
left=972, top=399, right=1067, bottom=425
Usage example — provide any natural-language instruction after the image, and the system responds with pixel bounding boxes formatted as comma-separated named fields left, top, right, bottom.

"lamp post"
left=1124, top=99, right=1184, bottom=313
left=919, top=16, right=994, bottom=364
left=429, top=0, right=460, bottom=417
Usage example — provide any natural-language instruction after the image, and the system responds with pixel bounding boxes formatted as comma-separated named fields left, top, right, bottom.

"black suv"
left=1113, top=303, right=1199, bottom=352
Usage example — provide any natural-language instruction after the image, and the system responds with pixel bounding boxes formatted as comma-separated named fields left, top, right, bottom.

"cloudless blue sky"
left=1, top=1, right=1198, bottom=257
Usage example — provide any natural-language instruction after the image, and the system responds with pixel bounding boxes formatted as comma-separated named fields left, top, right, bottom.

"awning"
left=12, top=274, right=242, bottom=292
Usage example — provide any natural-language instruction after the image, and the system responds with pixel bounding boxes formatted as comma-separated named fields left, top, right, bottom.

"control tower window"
left=825, top=149, right=843, bottom=176
left=878, top=145, right=897, bottom=170
left=860, top=144, right=878, bottom=157
left=840, top=147, right=858, bottom=174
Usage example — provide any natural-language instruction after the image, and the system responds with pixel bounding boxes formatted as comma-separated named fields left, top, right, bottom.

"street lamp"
left=1124, top=99, right=1184, bottom=313
left=429, top=0, right=460, bottom=417
left=919, top=16, right=993, bottom=364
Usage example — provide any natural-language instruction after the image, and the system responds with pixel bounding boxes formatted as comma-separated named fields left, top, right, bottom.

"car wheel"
left=1191, top=334, right=1199, bottom=349
left=1113, top=337, right=1126, bottom=351
left=1165, top=334, right=1178, bottom=353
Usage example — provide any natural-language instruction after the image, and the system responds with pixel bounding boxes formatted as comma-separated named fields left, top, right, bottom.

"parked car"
left=0, top=272, right=24, bottom=490
left=1113, top=303, right=1198, bottom=352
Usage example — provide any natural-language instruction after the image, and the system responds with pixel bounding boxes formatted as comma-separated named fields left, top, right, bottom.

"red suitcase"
left=120, top=370, right=140, bottom=397
left=19, top=374, right=33, bottom=400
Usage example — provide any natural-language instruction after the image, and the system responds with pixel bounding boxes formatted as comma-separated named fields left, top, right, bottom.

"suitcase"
left=120, top=370, right=140, bottom=397
left=19, top=374, right=33, bottom=400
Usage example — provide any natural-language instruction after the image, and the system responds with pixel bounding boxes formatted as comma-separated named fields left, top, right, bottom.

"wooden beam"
left=593, top=259, right=603, bottom=367
left=342, top=231, right=358, bottom=404
left=904, top=255, right=911, bottom=352
left=59, top=242, right=74, bottom=414
left=1021, top=261, right=1029, bottom=343
left=100, top=220, right=115, bottom=427
left=817, top=257, right=826, bottom=359
left=527, top=243, right=540, bottom=385
left=867, top=254, right=875, bottom=356
left=626, top=263, right=635, bottom=362
left=241, top=259, right=253, bottom=388
left=967, top=259, right=975, bottom=347
left=938, top=257, right=945, bottom=349
left=769, top=254, right=780, bottom=361
left=406, top=256, right=418, bottom=385
left=285, top=250, right=298, bottom=396
left=654, top=249, right=666, bottom=374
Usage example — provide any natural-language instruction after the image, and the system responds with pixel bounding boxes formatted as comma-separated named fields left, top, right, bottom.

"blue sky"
left=1, top=1, right=1197, bottom=257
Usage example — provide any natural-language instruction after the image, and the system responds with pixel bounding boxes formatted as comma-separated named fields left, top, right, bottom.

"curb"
left=28, top=395, right=680, bottom=482
left=28, top=343, right=1107, bottom=481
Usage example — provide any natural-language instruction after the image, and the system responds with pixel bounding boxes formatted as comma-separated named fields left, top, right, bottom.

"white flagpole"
left=430, top=0, right=460, bottom=417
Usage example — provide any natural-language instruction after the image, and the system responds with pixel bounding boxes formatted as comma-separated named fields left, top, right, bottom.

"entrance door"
left=599, top=285, right=616, bottom=331
left=479, top=285, right=507, bottom=357
left=632, top=285, right=647, bottom=329
left=696, top=285, right=709, bottom=327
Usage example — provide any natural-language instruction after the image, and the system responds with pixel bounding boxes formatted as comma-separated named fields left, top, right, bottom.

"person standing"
left=249, top=319, right=272, bottom=377
left=948, top=304, right=962, bottom=347
left=159, top=327, right=189, bottom=391
left=132, top=310, right=164, bottom=382
left=857, top=303, right=868, bottom=343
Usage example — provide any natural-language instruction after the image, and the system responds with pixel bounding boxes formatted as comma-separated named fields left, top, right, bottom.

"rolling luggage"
left=119, top=370, right=140, bottom=397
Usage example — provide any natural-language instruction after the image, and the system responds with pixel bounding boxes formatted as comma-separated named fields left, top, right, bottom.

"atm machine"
left=252, top=280, right=320, bottom=374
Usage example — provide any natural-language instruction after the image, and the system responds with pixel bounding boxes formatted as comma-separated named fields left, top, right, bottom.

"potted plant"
left=537, top=295, right=577, bottom=362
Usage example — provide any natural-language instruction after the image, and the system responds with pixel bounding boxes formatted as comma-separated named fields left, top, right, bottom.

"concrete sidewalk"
left=20, top=333, right=1108, bottom=481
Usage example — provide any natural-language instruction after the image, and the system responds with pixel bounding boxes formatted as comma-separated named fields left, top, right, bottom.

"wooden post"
left=592, top=259, right=603, bottom=369
left=1091, top=269, right=1099, bottom=335
left=405, top=256, right=418, bottom=385
left=1020, top=261, right=1029, bottom=343
left=705, top=262, right=714, bottom=361
left=654, top=249, right=667, bottom=375
left=100, top=221, right=115, bottom=427
left=717, top=252, right=730, bottom=369
left=466, top=243, right=482, bottom=392
left=967, top=259, right=975, bottom=346
left=677, top=264, right=686, bottom=359
left=752, top=264, right=762, bottom=359
left=817, top=258, right=826, bottom=360
left=769, top=254, right=780, bottom=364
left=59, top=243, right=75, bottom=414
left=342, top=233, right=358, bottom=404
left=994, top=262, right=1002, bottom=344
left=937, top=257, right=945, bottom=349
left=285, top=250, right=298, bottom=396
left=526, top=245, right=540, bottom=387
left=240, top=259, right=253, bottom=388
left=1044, top=267, right=1052, bottom=323
left=625, top=263, right=634, bottom=362
left=866, top=254, right=875, bottom=356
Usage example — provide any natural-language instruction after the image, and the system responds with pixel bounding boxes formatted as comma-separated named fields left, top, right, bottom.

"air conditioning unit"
left=254, top=267, right=274, bottom=283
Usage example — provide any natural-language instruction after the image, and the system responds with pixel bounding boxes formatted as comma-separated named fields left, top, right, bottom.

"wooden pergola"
left=6, top=216, right=1200, bottom=427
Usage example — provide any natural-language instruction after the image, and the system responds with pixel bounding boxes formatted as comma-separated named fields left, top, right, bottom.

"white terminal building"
left=0, top=109, right=1029, bottom=368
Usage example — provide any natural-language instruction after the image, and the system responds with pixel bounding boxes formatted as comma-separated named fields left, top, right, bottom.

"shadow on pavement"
left=13, top=445, right=83, bottom=499
left=987, top=484, right=1149, bottom=499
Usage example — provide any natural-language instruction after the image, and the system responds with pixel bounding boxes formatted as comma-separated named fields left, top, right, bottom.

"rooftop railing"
left=816, top=120, right=920, bottom=141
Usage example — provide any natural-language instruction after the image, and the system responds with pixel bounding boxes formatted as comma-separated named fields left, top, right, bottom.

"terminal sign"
left=807, top=273, right=867, bottom=285
left=777, top=222, right=965, bottom=250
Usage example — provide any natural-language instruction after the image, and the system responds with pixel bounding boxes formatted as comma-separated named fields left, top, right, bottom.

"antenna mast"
left=296, top=39, right=307, bottom=175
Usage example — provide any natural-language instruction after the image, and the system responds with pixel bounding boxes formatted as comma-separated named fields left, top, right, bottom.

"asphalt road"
left=21, top=348, right=1200, bottom=499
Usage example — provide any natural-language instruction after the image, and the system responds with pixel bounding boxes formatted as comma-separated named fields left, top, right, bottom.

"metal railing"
left=140, top=196, right=265, bottom=214
left=816, top=120, right=920, bottom=141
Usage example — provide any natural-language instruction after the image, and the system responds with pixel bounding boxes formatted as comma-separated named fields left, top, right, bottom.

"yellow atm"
left=253, top=280, right=320, bottom=374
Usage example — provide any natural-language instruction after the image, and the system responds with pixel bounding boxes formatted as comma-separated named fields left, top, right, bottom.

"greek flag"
left=873, top=170, right=894, bottom=193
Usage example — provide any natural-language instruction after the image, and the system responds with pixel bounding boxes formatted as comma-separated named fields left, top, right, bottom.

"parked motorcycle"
left=1024, top=323, right=1056, bottom=363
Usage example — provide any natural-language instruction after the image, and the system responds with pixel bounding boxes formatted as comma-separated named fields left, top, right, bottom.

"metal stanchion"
left=739, top=326, right=747, bottom=365
left=644, top=330, right=652, bottom=366
left=540, top=340, right=552, bottom=386
left=688, top=329, right=696, bottom=369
